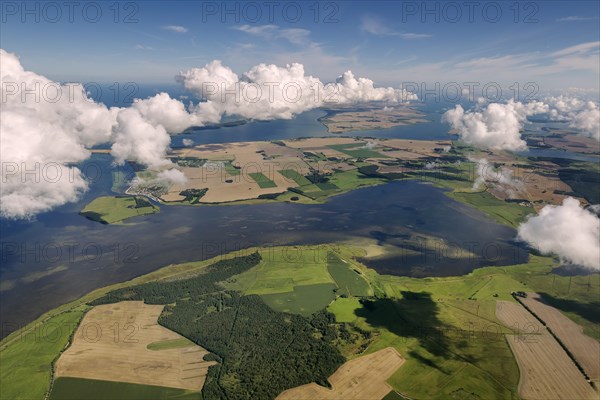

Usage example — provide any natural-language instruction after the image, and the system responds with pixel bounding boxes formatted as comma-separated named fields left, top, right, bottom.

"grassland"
left=224, top=161, right=241, bottom=176
left=228, top=247, right=336, bottom=295
left=49, top=378, right=200, bottom=400
left=327, top=252, right=371, bottom=297
left=147, top=338, right=195, bottom=351
left=224, top=247, right=372, bottom=316
left=328, top=143, right=390, bottom=159
left=249, top=172, right=278, bottom=188
left=0, top=249, right=262, bottom=400
left=325, top=248, right=598, bottom=400
left=327, top=298, right=363, bottom=323
left=79, top=196, right=159, bottom=224
left=260, top=283, right=338, bottom=316
left=448, top=191, right=533, bottom=228
left=2, top=245, right=598, bottom=400
left=0, top=307, right=87, bottom=400
left=279, top=169, right=312, bottom=186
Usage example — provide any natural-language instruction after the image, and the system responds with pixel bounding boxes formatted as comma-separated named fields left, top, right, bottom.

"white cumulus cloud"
left=469, top=157, right=523, bottom=196
left=542, top=95, right=600, bottom=140
left=156, top=168, right=187, bottom=185
left=2, top=50, right=417, bottom=219
left=517, top=197, right=600, bottom=270
left=442, top=100, right=548, bottom=151
left=0, top=49, right=117, bottom=219
left=176, top=60, right=417, bottom=120
left=0, top=49, right=202, bottom=219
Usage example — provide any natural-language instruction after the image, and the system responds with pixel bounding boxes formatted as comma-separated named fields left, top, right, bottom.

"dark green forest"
left=91, top=253, right=345, bottom=400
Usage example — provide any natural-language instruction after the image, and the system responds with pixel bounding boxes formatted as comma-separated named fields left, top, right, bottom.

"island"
left=79, top=196, right=159, bottom=224
left=318, top=105, right=428, bottom=134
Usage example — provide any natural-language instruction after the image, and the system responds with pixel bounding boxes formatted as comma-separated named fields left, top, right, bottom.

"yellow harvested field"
left=282, top=137, right=357, bottom=148
left=166, top=141, right=309, bottom=203
left=276, top=347, right=404, bottom=400
left=496, top=301, right=597, bottom=400
left=521, top=293, right=600, bottom=382
left=55, top=301, right=216, bottom=391
left=144, top=137, right=453, bottom=204
left=481, top=153, right=580, bottom=208
left=380, top=139, right=451, bottom=155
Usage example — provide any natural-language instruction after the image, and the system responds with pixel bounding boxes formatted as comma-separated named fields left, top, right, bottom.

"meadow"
left=327, top=143, right=390, bottom=159
left=79, top=196, right=159, bottom=224
left=224, top=247, right=373, bottom=316
left=0, top=307, right=88, bottom=400
left=2, top=245, right=598, bottom=400
left=249, top=172, right=278, bottom=188
left=448, top=191, right=534, bottom=228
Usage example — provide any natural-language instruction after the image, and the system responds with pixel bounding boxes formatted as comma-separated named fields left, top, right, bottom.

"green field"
left=224, top=161, right=241, bottom=176
left=286, top=168, right=386, bottom=202
left=228, top=248, right=335, bottom=295
left=327, top=297, right=362, bottom=323
left=448, top=190, right=533, bottom=228
left=3, top=245, right=599, bottom=400
left=249, top=172, right=277, bottom=188
left=89, top=252, right=345, bottom=399
left=224, top=247, right=372, bottom=315
left=340, top=273, right=525, bottom=399
left=146, top=338, right=195, bottom=351
left=261, top=283, right=338, bottom=316
left=405, top=160, right=474, bottom=191
left=327, top=252, right=371, bottom=297
left=278, top=169, right=312, bottom=186
left=79, top=196, right=159, bottom=224
left=49, top=378, right=199, bottom=400
left=329, top=169, right=386, bottom=190
left=328, top=143, right=390, bottom=159
left=0, top=307, right=87, bottom=400
left=329, top=253, right=599, bottom=399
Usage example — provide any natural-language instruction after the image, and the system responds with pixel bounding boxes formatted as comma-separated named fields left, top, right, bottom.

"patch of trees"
left=306, top=170, right=332, bottom=184
left=133, top=197, right=153, bottom=208
left=90, top=252, right=345, bottom=400
left=172, top=157, right=207, bottom=168
left=257, top=192, right=283, bottom=200
left=358, top=165, right=404, bottom=180
left=179, top=188, right=208, bottom=203
left=91, top=253, right=262, bottom=306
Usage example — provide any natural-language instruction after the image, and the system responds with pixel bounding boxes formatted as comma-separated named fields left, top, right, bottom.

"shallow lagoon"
left=1, top=170, right=527, bottom=334
left=2, top=100, right=593, bottom=335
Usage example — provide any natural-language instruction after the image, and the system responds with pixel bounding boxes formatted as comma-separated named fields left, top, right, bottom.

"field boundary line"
left=512, top=294, right=595, bottom=388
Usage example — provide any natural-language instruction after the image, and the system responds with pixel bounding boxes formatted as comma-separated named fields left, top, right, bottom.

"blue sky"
left=2, top=1, right=599, bottom=92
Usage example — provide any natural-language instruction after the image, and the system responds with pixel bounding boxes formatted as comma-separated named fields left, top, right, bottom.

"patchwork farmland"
left=54, top=301, right=215, bottom=391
